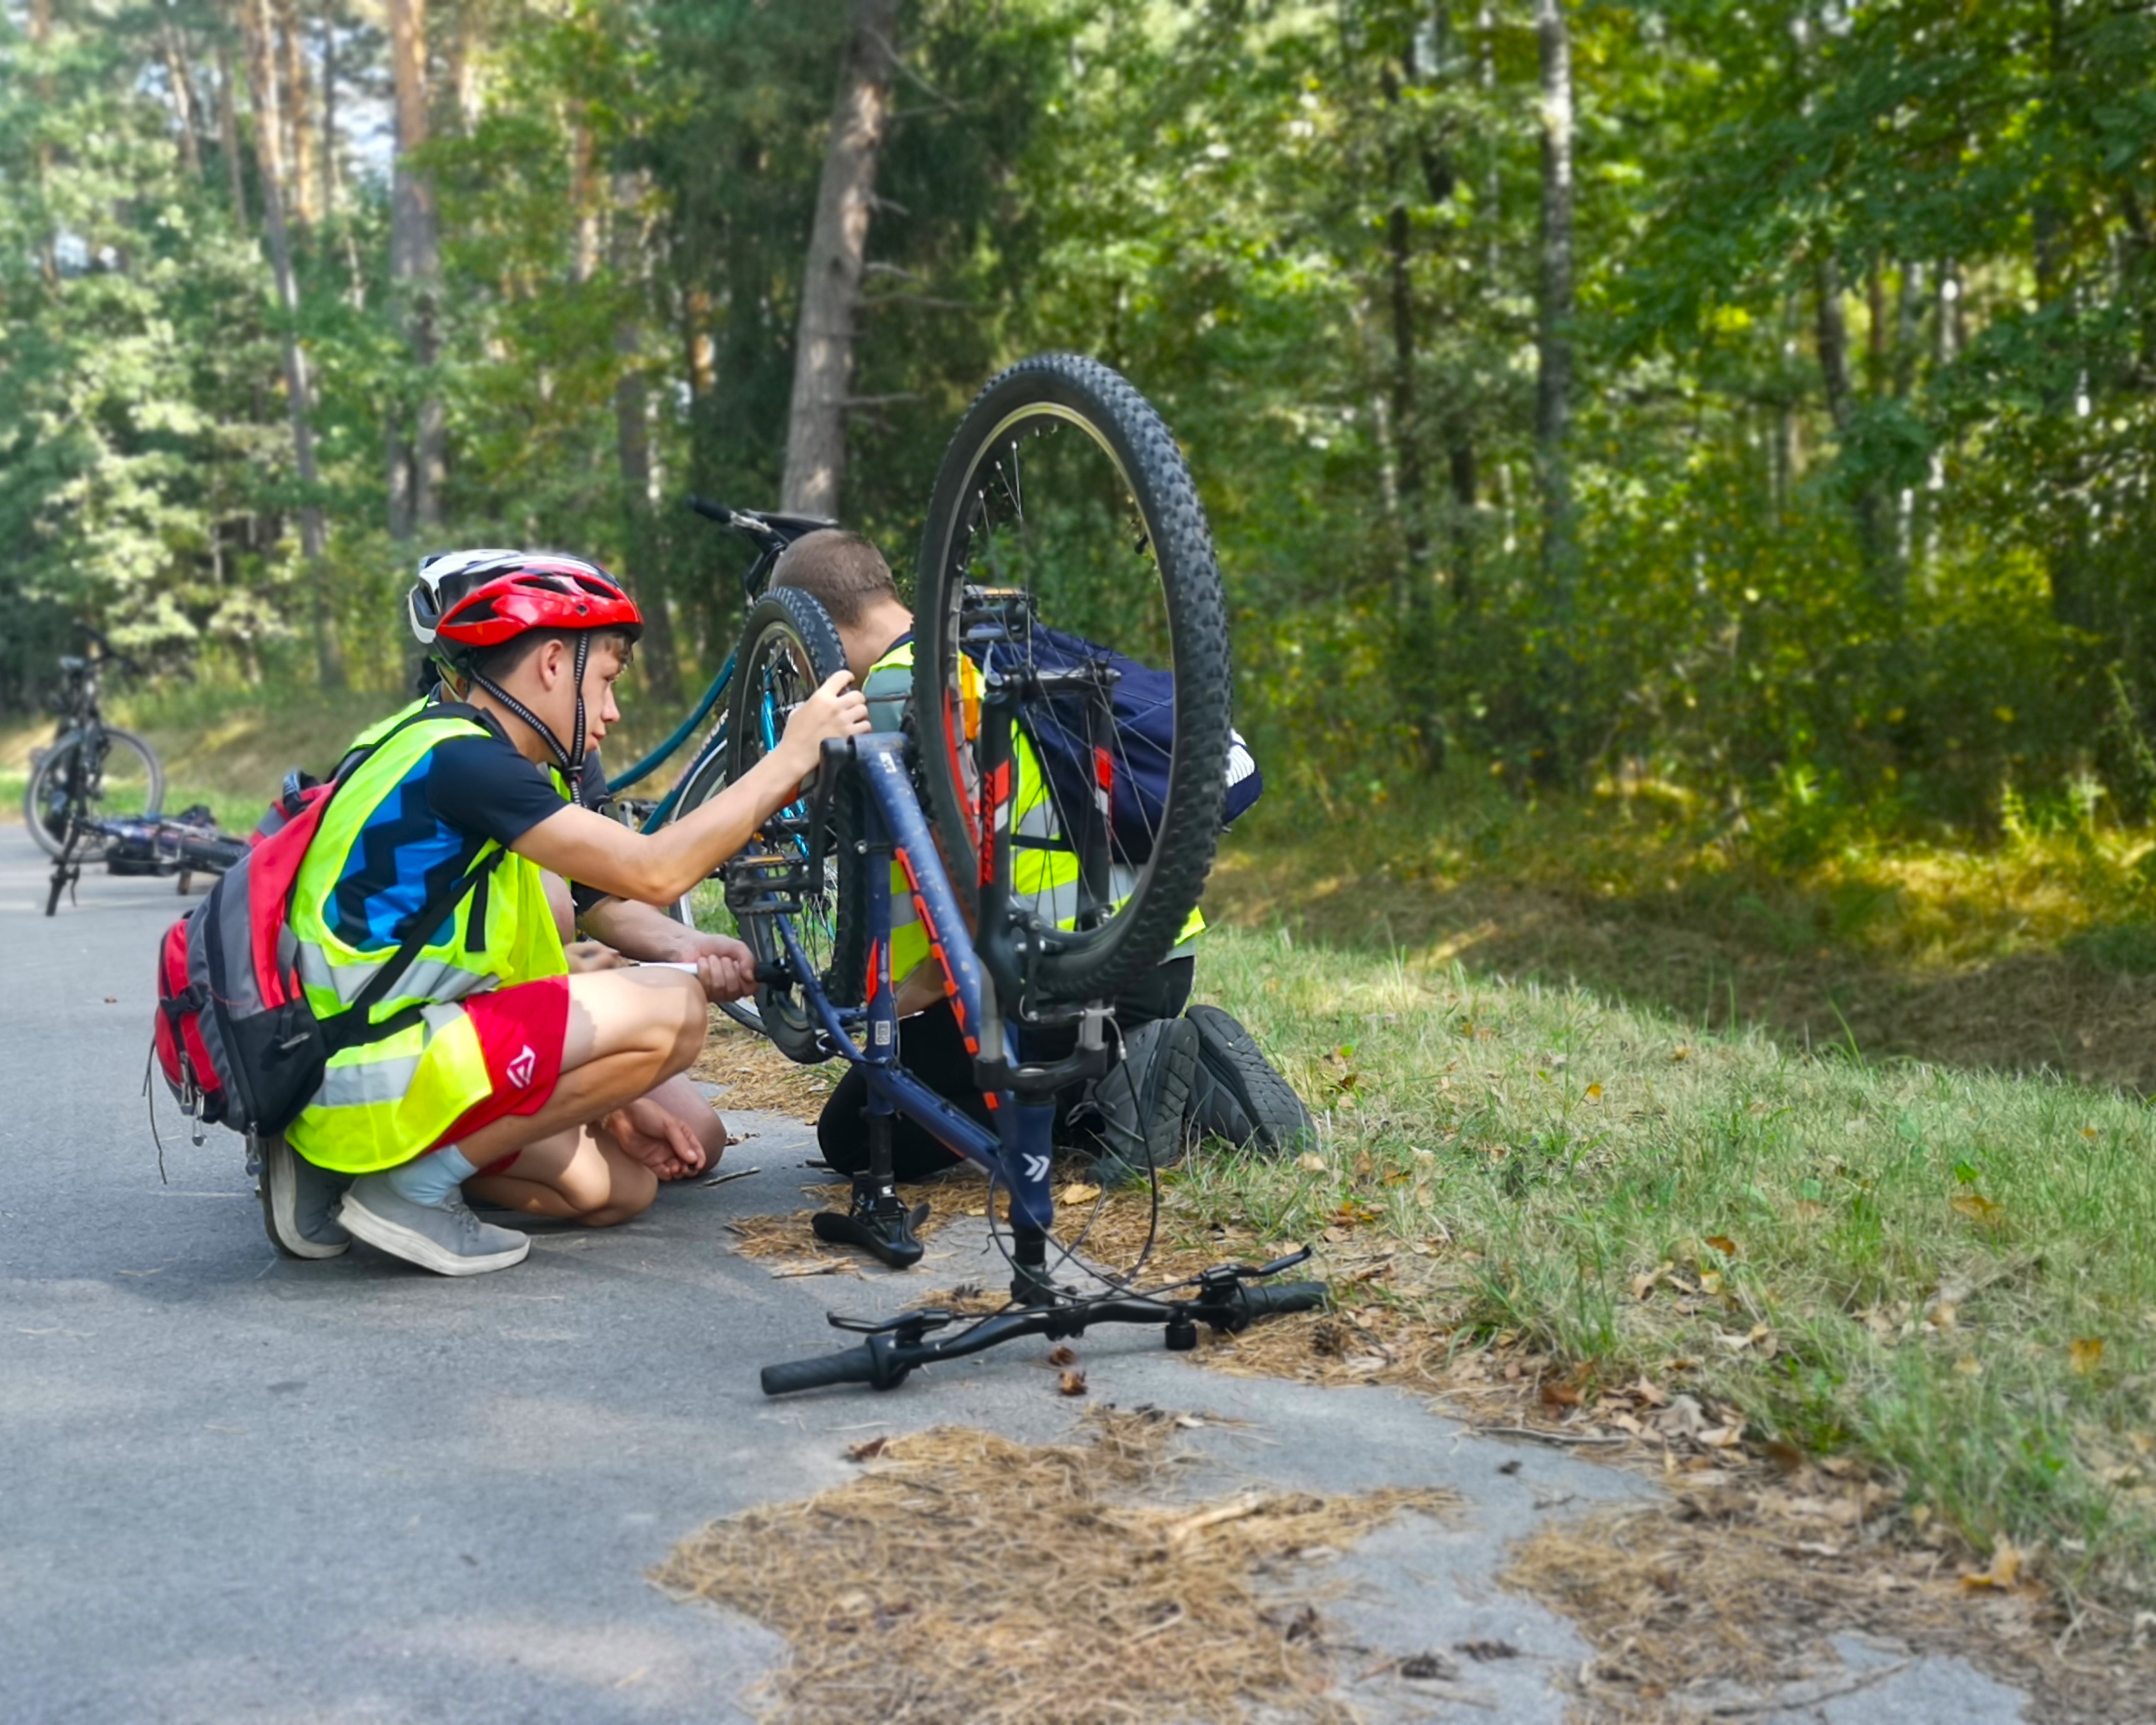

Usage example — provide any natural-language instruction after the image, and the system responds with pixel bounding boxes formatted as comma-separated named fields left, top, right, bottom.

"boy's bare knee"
left=689, top=1105, right=728, bottom=1163
left=661, top=974, right=709, bottom=1074
left=581, top=1160, right=658, bottom=1226
left=555, top=1155, right=617, bottom=1215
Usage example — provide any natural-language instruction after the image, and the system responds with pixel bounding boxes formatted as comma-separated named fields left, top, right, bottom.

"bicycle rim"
left=725, top=589, right=864, bottom=1063
left=24, top=729, right=161, bottom=859
left=913, top=353, right=1231, bottom=1005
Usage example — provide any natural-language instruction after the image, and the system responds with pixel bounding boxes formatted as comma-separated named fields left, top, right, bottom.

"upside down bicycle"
left=694, top=354, right=1325, bottom=1395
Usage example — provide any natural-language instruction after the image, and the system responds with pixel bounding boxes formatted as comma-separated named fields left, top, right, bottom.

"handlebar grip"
left=1231, top=1280, right=1328, bottom=1326
left=686, top=494, right=733, bottom=522
left=761, top=1344, right=881, bottom=1396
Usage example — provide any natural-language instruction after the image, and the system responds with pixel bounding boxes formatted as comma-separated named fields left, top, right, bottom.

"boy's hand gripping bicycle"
left=731, top=355, right=1326, bottom=1395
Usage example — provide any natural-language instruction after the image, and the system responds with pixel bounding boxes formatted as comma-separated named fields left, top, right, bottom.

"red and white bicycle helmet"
left=409, top=549, right=644, bottom=782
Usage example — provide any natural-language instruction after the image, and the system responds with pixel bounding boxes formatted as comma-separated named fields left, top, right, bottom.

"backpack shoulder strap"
left=322, top=842, right=511, bottom=1055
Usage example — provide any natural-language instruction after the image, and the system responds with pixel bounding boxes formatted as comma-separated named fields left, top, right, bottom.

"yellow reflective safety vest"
left=864, top=640, right=1201, bottom=992
left=284, top=700, right=569, bottom=1174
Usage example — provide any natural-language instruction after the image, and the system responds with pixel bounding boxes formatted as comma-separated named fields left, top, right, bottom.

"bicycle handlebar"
left=1229, top=1281, right=1328, bottom=1321
left=760, top=1345, right=884, bottom=1395
left=760, top=1274, right=1329, bottom=1396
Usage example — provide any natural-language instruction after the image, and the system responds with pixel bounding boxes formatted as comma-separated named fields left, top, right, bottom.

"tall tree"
left=386, top=0, right=444, bottom=538
left=275, top=0, right=314, bottom=229
left=780, top=0, right=901, bottom=518
left=238, top=0, right=344, bottom=688
left=612, top=174, right=680, bottom=702
left=1533, top=0, right=1574, bottom=620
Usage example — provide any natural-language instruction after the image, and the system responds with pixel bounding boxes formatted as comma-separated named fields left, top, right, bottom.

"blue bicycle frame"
left=734, top=733, right=1065, bottom=1254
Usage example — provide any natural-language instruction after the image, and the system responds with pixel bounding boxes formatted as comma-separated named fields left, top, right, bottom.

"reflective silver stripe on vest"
left=299, top=943, right=501, bottom=1009
left=310, top=1002, right=470, bottom=1112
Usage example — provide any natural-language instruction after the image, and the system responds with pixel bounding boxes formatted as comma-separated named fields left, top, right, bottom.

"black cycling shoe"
left=1185, top=1004, right=1316, bottom=1156
left=1087, top=1016, right=1200, bottom=1187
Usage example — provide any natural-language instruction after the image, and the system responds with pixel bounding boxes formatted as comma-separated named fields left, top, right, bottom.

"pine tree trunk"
left=238, top=0, right=345, bottom=690
left=319, top=12, right=339, bottom=215
left=159, top=25, right=206, bottom=180
left=387, top=0, right=444, bottom=538
left=612, top=177, right=681, bottom=703
left=1815, top=255, right=1894, bottom=608
left=216, top=39, right=250, bottom=228
left=30, top=0, right=57, bottom=287
left=275, top=0, right=313, bottom=229
left=1534, top=0, right=1577, bottom=752
left=780, top=0, right=901, bottom=518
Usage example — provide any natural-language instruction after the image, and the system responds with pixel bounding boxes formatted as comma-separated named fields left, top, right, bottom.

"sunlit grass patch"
left=1185, top=921, right=2156, bottom=1608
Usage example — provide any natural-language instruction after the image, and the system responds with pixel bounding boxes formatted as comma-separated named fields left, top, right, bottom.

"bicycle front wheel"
left=912, top=353, right=1232, bottom=1004
left=23, top=726, right=165, bottom=859
left=722, top=587, right=867, bottom=1064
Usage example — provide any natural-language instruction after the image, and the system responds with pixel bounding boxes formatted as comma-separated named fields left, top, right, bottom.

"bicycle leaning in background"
left=603, top=498, right=842, bottom=1038
left=23, top=635, right=165, bottom=860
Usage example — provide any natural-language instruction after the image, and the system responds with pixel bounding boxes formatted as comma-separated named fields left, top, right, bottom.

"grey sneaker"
left=338, top=1175, right=530, bottom=1277
left=1089, top=1016, right=1200, bottom=1187
left=255, top=1133, right=352, bottom=1260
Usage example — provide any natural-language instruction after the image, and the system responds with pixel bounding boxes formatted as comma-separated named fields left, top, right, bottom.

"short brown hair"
left=770, top=530, right=900, bottom=628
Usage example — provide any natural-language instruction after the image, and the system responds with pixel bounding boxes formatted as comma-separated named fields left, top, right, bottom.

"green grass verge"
left=1183, top=921, right=2156, bottom=1608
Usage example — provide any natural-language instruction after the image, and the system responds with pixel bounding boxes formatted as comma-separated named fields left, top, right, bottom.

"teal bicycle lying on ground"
left=673, top=353, right=1325, bottom=1394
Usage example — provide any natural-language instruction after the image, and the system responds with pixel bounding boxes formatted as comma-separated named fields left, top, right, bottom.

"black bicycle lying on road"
left=44, top=804, right=246, bottom=918
left=23, top=636, right=165, bottom=860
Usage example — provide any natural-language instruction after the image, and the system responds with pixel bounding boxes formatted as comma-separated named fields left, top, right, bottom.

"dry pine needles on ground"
left=652, top=1407, right=1458, bottom=1725
left=1502, top=1490, right=2155, bottom=1725
left=692, top=1016, right=838, bottom=1122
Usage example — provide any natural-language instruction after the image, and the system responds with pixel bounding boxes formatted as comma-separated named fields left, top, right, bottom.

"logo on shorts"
left=506, top=1044, right=537, bottom=1089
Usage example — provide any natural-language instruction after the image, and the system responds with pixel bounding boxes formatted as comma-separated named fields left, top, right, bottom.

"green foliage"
left=4, top=0, right=2155, bottom=847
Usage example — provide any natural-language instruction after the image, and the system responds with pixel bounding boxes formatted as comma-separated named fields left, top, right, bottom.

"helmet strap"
left=463, top=629, right=592, bottom=801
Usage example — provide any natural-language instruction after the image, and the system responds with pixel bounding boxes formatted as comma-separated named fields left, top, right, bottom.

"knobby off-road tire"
left=722, top=587, right=867, bottom=1064
left=912, top=352, right=1232, bottom=1005
left=23, top=726, right=165, bottom=859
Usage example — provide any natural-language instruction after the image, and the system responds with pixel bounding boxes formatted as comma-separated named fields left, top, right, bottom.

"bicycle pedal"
left=811, top=1204, right=927, bottom=1270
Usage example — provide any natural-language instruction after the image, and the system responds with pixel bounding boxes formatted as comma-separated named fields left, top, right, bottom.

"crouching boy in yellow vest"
left=264, top=550, right=867, bottom=1276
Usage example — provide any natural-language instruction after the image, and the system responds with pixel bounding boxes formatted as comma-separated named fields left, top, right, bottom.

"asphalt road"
left=0, top=835, right=2032, bottom=1724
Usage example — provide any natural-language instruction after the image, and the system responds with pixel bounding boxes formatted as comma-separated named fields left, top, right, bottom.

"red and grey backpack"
left=152, top=704, right=504, bottom=1137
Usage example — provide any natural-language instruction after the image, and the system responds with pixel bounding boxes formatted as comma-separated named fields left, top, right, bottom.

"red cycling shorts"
left=424, top=975, right=571, bottom=1172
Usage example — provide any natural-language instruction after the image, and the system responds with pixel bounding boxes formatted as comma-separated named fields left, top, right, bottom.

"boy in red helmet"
left=264, top=550, right=868, bottom=1276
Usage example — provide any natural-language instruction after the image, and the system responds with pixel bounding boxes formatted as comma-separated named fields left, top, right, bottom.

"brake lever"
left=828, top=1308, right=958, bottom=1337
left=685, top=494, right=780, bottom=545
left=1194, top=1246, right=1314, bottom=1294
